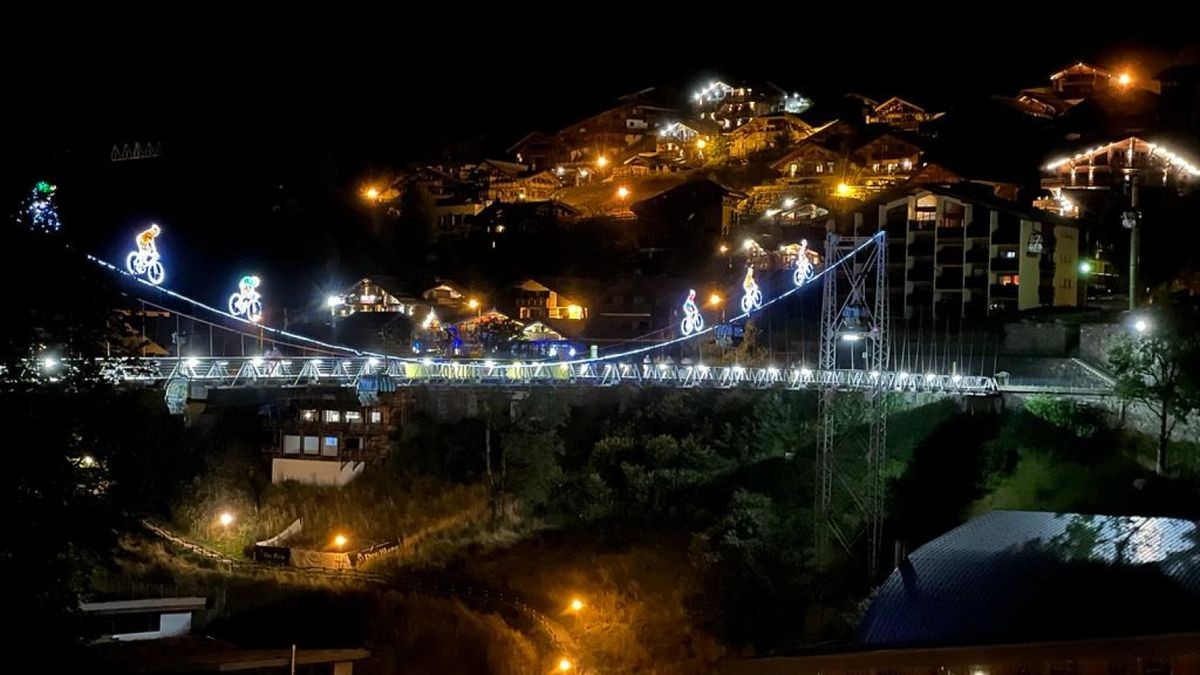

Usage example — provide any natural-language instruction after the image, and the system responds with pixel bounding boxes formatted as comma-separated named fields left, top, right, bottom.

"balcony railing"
left=964, top=275, right=987, bottom=289
left=965, top=247, right=989, bottom=263
left=991, top=257, right=1019, bottom=272
left=909, top=219, right=935, bottom=232
left=936, top=274, right=964, bottom=289
left=993, top=226, right=1020, bottom=245
left=936, top=247, right=964, bottom=265
left=990, top=283, right=1019, bottom=298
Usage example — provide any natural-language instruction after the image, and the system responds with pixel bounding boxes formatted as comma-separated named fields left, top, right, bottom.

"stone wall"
left=1000, top=322, right=1077, bottom=356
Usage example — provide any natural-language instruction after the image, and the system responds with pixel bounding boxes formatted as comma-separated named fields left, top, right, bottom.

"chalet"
left=630, top=179, right=747, bottom=243
left=554, top=96, right=678, bottom=165
left=473, top=199, right=581, bottom=244
left=511, top=279, right=587, bottom=321
left=422, top=282, right=470, bottom=307
left=1049, top=61, right=1113, bottom=100
left=656, top=118, right=721, bottom=161
left=691, top=79, right=810, bottom=130
left=865, top=96, right=944, bottom=132
left=267, top=396, right=394, bottom=486
left=852, top=131, right=924, bottom=191
left=337, top=276, right=422, bottom=316
left=508, top=131, right=571, bottom=171
left=726, top=113, right=822, bottom=158
left=856, top=182, right=1079, bottom=318
left=768, top=126, right=929, bottom=198
left=1042, top=136, right=1200, bottom=197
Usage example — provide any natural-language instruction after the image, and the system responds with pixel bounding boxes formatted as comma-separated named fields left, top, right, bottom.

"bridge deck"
left=92, top=356, right=1015, bottom=395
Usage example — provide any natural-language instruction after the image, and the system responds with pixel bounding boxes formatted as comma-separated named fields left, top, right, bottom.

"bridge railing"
left=99, top=356, right=1005, bottom=395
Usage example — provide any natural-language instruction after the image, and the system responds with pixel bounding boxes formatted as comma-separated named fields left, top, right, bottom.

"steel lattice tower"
left=816, top=232, right=889, bottom=575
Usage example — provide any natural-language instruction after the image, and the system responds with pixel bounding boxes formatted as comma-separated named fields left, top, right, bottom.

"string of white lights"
left=84, top=232, right=882, bottom=368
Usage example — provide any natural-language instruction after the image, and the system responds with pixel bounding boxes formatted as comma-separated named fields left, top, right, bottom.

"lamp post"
left=1125, top=171, right=1141, bottom=311
left=1078, top=260, right=1093, bottom=309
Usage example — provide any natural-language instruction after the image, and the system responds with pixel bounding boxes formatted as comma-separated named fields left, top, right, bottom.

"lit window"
left=323, top=410, right=341, bottom=423
left=344, top=411, right=362, bottom=423
left=567, top=304, right=584, bottom=320
left=1004, top=251, right=1017, bottom=259
left=999, top=274, right=1020, bottom=286
left=324, top=436, right=338, bottom=448
left=301, top=409, right=317, bottom=422
left=370, top=410, right=383, bottom=424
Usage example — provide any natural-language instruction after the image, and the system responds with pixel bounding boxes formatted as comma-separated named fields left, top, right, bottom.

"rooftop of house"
left=860, top=510, right=1200, bottom=648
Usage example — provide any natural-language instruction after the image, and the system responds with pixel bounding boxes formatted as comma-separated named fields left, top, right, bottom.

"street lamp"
left=333, top=533, right=348, bottom=549
left=708, top=293, right=722, bottom=307
left=835, top=182, right=852, bottom=197
left=1117, top=71, right=1132, bottom=88
left=616, top=186, right=630, bottom=200
left=557, top=658, right=573, bottom=672
left=695, top=138, right=708, bottom=150
left=468, top=298, right=481, bottom=317
left=718, top=243, right=729, bottom=254
left=219, top=511, right=235, bottom=527
left=596, top=155, right=609, bottom=169
left=1134, top=318, right=1151, bottom=334
left=568, top=597, right=584, bottom=613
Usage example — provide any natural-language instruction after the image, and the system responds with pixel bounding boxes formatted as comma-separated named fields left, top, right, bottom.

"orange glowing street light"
left=718, top=243, right=729, bottom=254
left=695, top=138, right=708, bottom=150
left=568, top=597, right=585, bottom=613
left=1117, top=71, right=1132, bottom=87
left=557, top=658, right=573, bottom=672
left=708, top=293, right=722, bottom=307
left=835, top=182, right=852, bottom=197
left=333, top=533, right=348, bottom=548
left=596, top=155, right=610, bottom=168
left=616, top=186, right=630, bottom=200
left=218, top=511, right=235, bottom=527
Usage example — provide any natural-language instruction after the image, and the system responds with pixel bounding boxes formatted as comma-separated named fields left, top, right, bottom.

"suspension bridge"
left=31, top=230, right=1116, bottom=575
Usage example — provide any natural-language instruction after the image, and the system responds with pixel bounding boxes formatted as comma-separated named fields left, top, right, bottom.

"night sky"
left=7, top=21, right=1198, bottom=307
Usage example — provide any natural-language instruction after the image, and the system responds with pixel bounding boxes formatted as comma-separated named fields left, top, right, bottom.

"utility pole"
left=1126, top=173, right=1140, bottom=311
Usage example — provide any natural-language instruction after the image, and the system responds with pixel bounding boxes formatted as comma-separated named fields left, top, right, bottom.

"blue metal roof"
left=860, top=510, right=1200, bottom=647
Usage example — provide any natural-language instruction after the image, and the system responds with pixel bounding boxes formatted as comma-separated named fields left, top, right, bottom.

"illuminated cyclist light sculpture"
left=125, top=223, right=166, bottom=286
left=740, top=266, right=762, bottom=313
left=680, top=288, right=704, bottom=335
left=793, top=238, right=815, bottom=287
left=229, top=275, right=263, bottom=322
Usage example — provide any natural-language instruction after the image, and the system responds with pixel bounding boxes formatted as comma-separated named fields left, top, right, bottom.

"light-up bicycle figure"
left=228, top=275, right=263, bottom=322
left=125, top=223, right=165, bottom=286
left=680, top=288, right=704, bottom=335
left=793, top=238, right=815, bottom=287
left=740, top=267, right=763, bottom=313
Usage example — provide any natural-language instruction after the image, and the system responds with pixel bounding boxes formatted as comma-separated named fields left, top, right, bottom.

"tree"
left=1109, top=309, right=1200, bottom=475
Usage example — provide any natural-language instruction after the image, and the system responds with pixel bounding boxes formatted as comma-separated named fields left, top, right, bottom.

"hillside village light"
left=333, top=533, right=348, bottom=548
left=1117, top=71, right=1132, bottom=87
left=362, top=185, right=381, bottom=201
left=836, top=182, right=853, bottom=197
left=718, top=243, right=729, bottom=254
left=568, top=598, right=585, bottom=613
left=616, top=186, right=630, bottom=200
left=596, top=155, right=609, bottom=169
left=695, top=138, right=708, bottom=150
left=558, top=658, right=573, bottom=672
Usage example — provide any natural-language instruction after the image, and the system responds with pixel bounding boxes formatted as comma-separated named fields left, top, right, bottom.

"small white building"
left=81, top=597, right=206, bottom=642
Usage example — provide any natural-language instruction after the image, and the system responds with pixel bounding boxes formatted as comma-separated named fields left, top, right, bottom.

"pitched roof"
left=861, top=510, right=1200, bottom=647
left=1050, top=61, right=1112, bottom=80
